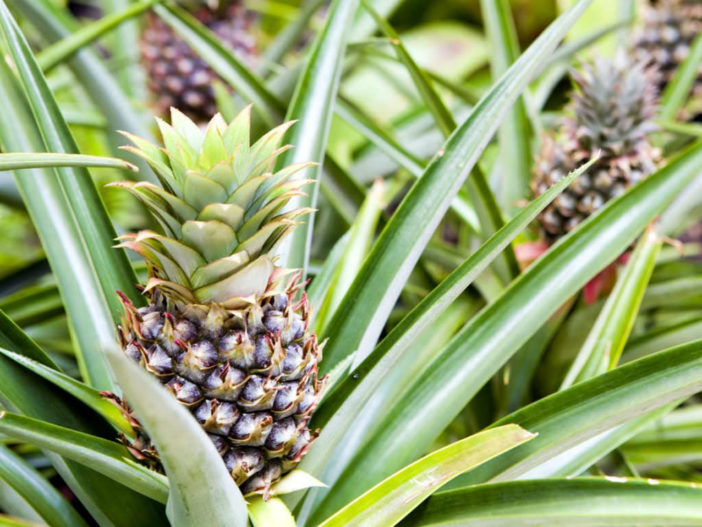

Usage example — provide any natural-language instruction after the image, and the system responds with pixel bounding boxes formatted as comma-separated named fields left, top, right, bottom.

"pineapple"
left=140, top=1, right=257, bottom=122
left=110, top=107, right=324, bottom=496
left=632, top=0, right=702, bottom=119
left=532, top=53, right=660, bottom=243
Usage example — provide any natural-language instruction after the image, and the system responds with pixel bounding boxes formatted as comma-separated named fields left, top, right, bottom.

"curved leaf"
left=0, top=295, right=165, bottom=524
left=259, top=0, right=327, bottom=76
left=0, top=153, right=137, bottom=172
left=0, top=348, right=133, bottom=435
left=362, top=0, right=456, bottom=137
left=560, top=225, right=661, bottom=388
left=273, top=0, right=360, bottom=271
left=659, top=33, right=702, bottom=122
left=406, top=478, right=702, bottom=526
left=448, top=339, right=702, bottom=487
left=0, top=412, right=169, bottom=504
left=335, top=98, right=480, bottom=232
left=0, top=284, right=63, bottom=328
left=314, top=179, right=384, bottom=334
left=8, top=0, right=158, bottom=181
left=624, top=317, right=702, bottom=363
left=318, top=425, right=534, bottom=527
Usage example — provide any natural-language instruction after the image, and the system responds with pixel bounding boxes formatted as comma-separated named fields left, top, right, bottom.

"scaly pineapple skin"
left=632, top=0, right=702, bottom=119
left=140, top=5, right=257, bottom=122
left=532, top=138, right=658, bottom=243
left=116, top=277, right=323, bottom=495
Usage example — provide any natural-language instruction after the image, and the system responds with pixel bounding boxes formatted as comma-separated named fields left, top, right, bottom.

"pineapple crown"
left=112, top=107, right=312, bottom=308
left=565, top=52, right=659, bottom=156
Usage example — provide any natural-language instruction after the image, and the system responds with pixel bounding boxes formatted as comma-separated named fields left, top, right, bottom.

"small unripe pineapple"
left=532, top=53, right=661, bottom=243
left=632, top=0, right=702, bottom=119
left=109, top=108, right=324, bottom=496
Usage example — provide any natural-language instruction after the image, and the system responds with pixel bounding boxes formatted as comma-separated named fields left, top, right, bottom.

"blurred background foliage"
left=0, top=0, right=637, bottom=278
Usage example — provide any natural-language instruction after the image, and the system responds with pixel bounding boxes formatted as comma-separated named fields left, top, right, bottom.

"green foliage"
left=0, top=0, right=701, bottom=525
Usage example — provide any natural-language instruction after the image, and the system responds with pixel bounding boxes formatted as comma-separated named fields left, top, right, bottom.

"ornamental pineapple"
left=532, top=53, right=661, bottom=243
left=140, top=1, right=257, bottom=122
left=632, top=0, right=702, bottom=119
left=110, top=107, right=324, bottom=496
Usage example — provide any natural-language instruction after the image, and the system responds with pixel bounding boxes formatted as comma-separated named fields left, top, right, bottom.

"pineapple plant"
left=532, top=53, right=661, bottom=244
left=109, top=107, right=324, bottom=495
left=632, top=0, right=702, bottom=118
left=3, top=1, right=702, bottom=526
left=140, top=0, right=257, bottom=121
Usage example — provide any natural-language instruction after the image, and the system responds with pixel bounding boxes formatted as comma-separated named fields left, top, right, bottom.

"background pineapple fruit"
left=140, top=0, right=257, bottom=122
left=111, top=107, right=324, bottom=496
left=532, top=53, right=661, bottom=243
left=632, top=0, right=702, bottom=120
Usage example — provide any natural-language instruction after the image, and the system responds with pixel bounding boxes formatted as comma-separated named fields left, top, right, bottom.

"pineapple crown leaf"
left=565, top=51, right=659, bottom=154
left=115, top=107, right=312, bottom=306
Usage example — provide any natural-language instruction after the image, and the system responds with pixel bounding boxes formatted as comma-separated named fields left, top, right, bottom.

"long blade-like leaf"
left=0, top=412, right=169, bottom=504
left=0, top=5, right=141, bottom=390
left=314, top=180, right=384, bottom=334
left=624, top=316, right=702, bottom=363
left=320, top=0, right=593, bottom=373
left=659, top=33, right=702, bottom=122
left=274, top=0, right=360, bottom=271
left=0, top=295, right=166, bottom=523
left=0, top=153, right=136, bottom=172
left=560, top=225, right=661, bottom=388
left=336, top=98, right=480, bottom=232
left=99, top=0, right=146, bottom=99
left=259, top=0, right=327, bottom=76
left=362, top=0, right=456, bottom=137
left=406, top=478, right=702, bottom=526
left=0, top=310, right=57, bottom=368
left=448, top=339, right=702, bottom=487
left=480, top=0, right=532, bottom=213
left=0, top=348, right=132, bottom=435
left=510, top=405, right=674, bottom=480
left=318, top=425, right=534, bottom=527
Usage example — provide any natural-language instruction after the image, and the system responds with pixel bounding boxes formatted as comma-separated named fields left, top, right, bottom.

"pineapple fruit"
left=532, top=53, right=660, bottom=243
left=140, top=0, right=257, bottom=122
left=111, top=107, right=324, bottom=495
left=632, top=0, right=702, bottom=118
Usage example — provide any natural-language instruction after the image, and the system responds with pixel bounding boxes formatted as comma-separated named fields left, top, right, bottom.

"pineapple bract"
left=111, top=107, right=324, bottom=496
left=532, top=53, right=661, bottom=243
left=141, top=0, right=257, bottom=122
